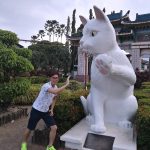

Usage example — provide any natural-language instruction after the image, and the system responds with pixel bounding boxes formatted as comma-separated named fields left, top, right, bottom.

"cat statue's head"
left=79, top=6, right=117, bottom=55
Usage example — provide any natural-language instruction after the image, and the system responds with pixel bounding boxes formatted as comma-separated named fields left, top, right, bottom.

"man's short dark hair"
left=48, top=69, right=59, bottom=77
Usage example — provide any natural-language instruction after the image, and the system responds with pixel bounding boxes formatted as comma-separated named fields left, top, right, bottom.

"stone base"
left=60, top=118, right=137, bottom=150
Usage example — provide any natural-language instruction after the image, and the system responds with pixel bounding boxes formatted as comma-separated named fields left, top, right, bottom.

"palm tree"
left=45, top=20, right=53, bottom=42
left=55, top=26, right=61, bottom=42
left=31, top=35, right=38, bottom=44
left=37, top=30, right=45, bottom=40
left=51, top=20, right=59, bottom=42
left=60, top=24, right=66, bottom=43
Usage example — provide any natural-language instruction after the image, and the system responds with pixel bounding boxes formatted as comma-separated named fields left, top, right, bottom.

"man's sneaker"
left=46, top=145, right=56, bottom=150
left=21, top=142, right=27, bottom=150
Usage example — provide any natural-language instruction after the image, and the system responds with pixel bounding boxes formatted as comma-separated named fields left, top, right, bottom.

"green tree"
left=44, top=20, right=53, bottom=42
left=59, top=24, right=66, bottom=42
left=37, top=30, right=45, bottom=40
left=70, top=9, right=77, bottom=72
left=0, top=29, right=34, bottom=110
left=0, top=47, right=17, bottom=81
left=89, top=9, right=94, bottom=19
left=55, top=25, right=61, bottom=42
left=12, top=47, right=32, bottom=60
left=0, top=45, right=34, bottom=82
left=12, top=46, right=33, bottom=76
left=51, top=20, right=59, bottom=42
left=66, top=16, right=71, bottom=36
left=71, top=9, right=76, bottom=35
left=0, top=29, right=18, bottom=47
left=29, top=41, right=71, bottom=74
left=31, top=35, right=38, bottom=44
left=65, top=16, right=71, bottom=54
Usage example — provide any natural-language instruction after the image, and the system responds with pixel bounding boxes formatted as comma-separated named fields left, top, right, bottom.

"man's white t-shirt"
left=33, top=82, right=57, bottom=112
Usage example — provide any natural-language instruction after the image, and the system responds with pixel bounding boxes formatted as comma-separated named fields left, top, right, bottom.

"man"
left=21, top=70, right=70, bottom=150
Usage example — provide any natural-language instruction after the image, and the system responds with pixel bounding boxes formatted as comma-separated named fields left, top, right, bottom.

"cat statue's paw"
left=95, top=54, right=112, bottom=75
left=91, top=124, right=106, bottom=133
left=118, top=121, right=132, bottom=128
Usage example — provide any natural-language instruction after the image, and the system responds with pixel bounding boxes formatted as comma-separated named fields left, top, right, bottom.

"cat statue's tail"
left=80, top=96, right=88, bottom=115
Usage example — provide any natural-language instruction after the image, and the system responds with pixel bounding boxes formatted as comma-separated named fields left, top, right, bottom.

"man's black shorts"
left=27, top=107, right=56, bottom=130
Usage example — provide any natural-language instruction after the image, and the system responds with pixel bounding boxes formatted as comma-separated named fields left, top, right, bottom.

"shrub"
left=54, top=88, right=88, bottom=134
left=30, top=76, right=48, bottom=84
left=66, top=80, right=83, bottom=91
left=55, top=98, right=85, bottom=134
left=0, top=29, right=18, bottom=47
left=134, top=89, right=149, bottom=100
left=135, top=82, right=150, bottom=150
left=0, top=78, right=31, bottom=110
left=13, top=84, right=41, bottom=105
left=141, top=82, right=150, bottom=89
left=142, top=82, right=150, bottom=85
left=13, top=90, right=38, bottom=105
left=138, top=98, right=150, bottom=106
left=58, top=90, right=72, bottom=101
left=136, top=104, right=150, bottom=150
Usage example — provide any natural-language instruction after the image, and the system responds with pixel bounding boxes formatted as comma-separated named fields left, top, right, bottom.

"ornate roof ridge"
left=108, top=10, right=130, bottom=22
left=121, top=20, right=150, bottom=25
left=117, top=29, right=133, bottom=36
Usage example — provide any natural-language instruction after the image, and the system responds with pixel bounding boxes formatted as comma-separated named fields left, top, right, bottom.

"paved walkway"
left=0, top=116, right=46, bottom=150
left=0, top=107, right=70, bottom=150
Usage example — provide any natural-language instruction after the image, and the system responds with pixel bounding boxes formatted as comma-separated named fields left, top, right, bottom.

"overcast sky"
left=0, top=0, right=150, bottom=47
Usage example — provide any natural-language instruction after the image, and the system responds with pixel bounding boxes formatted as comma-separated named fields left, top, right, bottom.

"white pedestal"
left=60, top=118, right=137, bottom=150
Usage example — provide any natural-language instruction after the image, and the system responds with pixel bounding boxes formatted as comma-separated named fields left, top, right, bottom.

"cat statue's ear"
left=93, top=5, right=109, bottom=22
left=79, top=15, right=87, bottom=25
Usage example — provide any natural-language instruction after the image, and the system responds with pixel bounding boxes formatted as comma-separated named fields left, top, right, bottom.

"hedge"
left=0, top=78, right=31, bottom=111
left=135, top=83, right=150, bottom=150
left=136, top=104, right=150, bottom=150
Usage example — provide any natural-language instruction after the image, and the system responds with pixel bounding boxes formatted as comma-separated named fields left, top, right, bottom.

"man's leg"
left=48, top=125, right=57, bottom=146
left=23, top=128, right=31, bottom=143
left=21, top=107, right=41, bottom=150
left=43, top=113, right=57, bottom=150
left=21, top=129, right=31, bottom=150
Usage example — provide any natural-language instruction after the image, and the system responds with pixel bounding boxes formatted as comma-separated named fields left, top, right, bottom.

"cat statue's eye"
left=91, top=31, right=97, bottom=37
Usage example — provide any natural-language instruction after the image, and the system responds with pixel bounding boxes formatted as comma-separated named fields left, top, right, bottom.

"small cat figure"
left=79, top=6, right=138, bottom=133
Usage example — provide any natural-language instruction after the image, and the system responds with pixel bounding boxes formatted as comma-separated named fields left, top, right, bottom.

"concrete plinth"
left=60, top=118, right=137, bottom=150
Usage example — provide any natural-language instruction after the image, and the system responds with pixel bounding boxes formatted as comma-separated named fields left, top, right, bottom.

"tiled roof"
left=136, top=13, right=150, bottom=22
left=107, top=11, right=122, bottom=21
left=122, top=13, right=150, bottom=25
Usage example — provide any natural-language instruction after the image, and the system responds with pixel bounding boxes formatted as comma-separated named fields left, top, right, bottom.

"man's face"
left=50, top=74, right=59, bottom=85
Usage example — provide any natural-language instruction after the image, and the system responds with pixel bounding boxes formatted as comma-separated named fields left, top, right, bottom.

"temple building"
left=110, top=10, right=150, bottom=71
left=67, top=10, right=150, bottom=81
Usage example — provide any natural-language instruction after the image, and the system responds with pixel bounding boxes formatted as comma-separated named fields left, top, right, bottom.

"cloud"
left=0, top=0, right=150, bottom=47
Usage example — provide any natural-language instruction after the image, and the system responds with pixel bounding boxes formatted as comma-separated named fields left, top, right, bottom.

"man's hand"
left=49, top=109, right=54, bottom=116
left=66, top=75, right=71, bottom=86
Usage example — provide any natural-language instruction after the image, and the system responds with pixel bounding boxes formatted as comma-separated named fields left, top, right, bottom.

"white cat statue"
left=79, top=6, right=138, bottom=133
